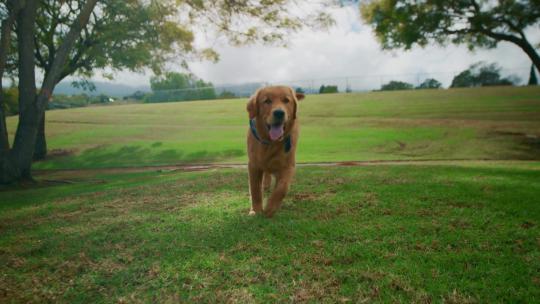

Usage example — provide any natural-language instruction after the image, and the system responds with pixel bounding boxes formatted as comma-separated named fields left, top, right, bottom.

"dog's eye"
left=264, top=99, right=272, bottom=105
left=283, top=98, right=290, bottom=103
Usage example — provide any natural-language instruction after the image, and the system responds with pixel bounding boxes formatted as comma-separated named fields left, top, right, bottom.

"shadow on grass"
left=487, top=131, right=540, bottom=160
left=37, top=144, right=245, bottom=169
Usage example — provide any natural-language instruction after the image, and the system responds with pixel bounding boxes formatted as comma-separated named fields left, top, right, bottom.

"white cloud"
left=96, top=4, right=538, bottom=90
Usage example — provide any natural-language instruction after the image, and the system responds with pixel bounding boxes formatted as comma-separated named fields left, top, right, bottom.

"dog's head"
left=247, top=86, right=305, bottom=141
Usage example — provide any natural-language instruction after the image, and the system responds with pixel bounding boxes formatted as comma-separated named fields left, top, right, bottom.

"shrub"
left=416, top=78, right=442, bottom=89
left=319, top=85, right=338, bottom=94
left=381, top=81, right=413, bottom=91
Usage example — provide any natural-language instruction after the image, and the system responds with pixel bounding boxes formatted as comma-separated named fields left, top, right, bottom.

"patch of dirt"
left=291, top=192, right=318, bottom=202
left=396, top=141, right=407, bottom=150
left=521, top=221, right=535, bottom=229
left=336, top=161, right=360, bottom=166
left=44, top=148, right=77, bottom=159
left=7, top=159, right=534, bottom=192
left=489, top=131, right=540, bottom=159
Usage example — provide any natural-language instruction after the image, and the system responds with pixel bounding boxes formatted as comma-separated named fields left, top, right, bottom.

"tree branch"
left=0, top=0, right=23, bottom=81
left=34, top=41, right=47, bottom=69
left=37, top=0, right=99, bottom=111
left=0, top=0, right=23, bottom=151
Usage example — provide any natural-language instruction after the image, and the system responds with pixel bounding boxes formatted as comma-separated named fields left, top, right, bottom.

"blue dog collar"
left=249, top=119, right=292, bottom=153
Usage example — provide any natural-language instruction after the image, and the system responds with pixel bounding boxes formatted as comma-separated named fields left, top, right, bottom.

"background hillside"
left=7, top=86, right=539, bottom=170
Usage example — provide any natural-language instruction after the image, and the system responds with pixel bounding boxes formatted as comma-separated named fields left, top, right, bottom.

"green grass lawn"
left=1, top=162, right=539, bottom=302
left=2, top=86, right=540, bottom=302
left=6, top=86, right=540, bottom=169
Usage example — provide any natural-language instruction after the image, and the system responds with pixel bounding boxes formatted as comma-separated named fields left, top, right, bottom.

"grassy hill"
left=2, top=86, right=540, bottom=302
left=6, top=86, right=540, bottom=169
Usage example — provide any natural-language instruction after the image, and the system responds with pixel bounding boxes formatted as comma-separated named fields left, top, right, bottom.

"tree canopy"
left=360, top=0, right=540, bottom=72
left=3, top=0, right=334, bottom=80
left=380, top=80, right=413, bottom=91
left=450, top=62, right=519, bottom=88
left=319, top=85, right=339, bottom=94
left=416, top=78, right=442, bottom=90
left=147, top=72, right=216, bottom=102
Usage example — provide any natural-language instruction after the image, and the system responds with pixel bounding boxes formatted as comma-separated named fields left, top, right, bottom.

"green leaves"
left=360, top=0, right=539, bottom=50
left=29, top=0, right=335, bottom=81
left=450, top=61, right=520, bottom=88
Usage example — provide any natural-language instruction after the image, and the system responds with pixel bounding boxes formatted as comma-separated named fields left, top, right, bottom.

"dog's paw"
left=248, top=210, right=257, bottom=216
left=263, top=210, right=275, bottom=218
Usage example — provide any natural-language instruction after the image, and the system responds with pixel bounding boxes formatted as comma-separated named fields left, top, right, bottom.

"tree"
left=124, top=91, right=147, bottom=101
left=147, top=72, right=216, bottom=102
left=451, top=62, right=519, bottom=88
left=0, top=1, right=334, bottom=183
left=360, top=1, right=540, bottom=73
left=529, top=64, right=538, bottom=86
left=451, top=70, right=475, bottom=88
left=381, top=81, right=413, bottom=91
left=416, top=78, right=442, bottom=90
left=319, top=85, right=338, bottom=94
left=0, top=0, right=98, bottom=183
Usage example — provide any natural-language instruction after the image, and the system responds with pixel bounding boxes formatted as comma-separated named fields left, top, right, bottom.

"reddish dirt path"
left=33, top=159, right=539, bottom=177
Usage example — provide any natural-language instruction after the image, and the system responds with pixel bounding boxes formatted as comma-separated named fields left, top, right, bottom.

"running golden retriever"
left=246, top=86, right=305, bottom=217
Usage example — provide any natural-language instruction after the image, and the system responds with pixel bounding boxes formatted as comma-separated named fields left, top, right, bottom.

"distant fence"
left=138, top=66, right=532, bottom=103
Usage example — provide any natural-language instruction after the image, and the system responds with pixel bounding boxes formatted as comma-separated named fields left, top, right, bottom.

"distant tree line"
left=379, top=61, right=529, bottom=91
left=319, top=85, right=338, bottom=94
left=146, top=72, right=216, bottom=103
left=450, top=62, right=520, bottom=88
left=3, top=61, right=536, bottom=116
left=48, top=94, right=116, bottom=110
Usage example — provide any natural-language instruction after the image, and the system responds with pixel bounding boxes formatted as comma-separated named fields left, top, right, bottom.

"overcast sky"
left=91, top=3, right=538, bottom=90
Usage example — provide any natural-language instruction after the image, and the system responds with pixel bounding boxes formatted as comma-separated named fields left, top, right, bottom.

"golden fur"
left=246, top=86, right=305, bottom=217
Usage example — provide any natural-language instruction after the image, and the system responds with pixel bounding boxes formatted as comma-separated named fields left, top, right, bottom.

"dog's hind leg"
left=248, top=165, right=264, bottom=215
left=263, top=172, right=272, bottom=191
left=264, top=168, right=294, bottom=218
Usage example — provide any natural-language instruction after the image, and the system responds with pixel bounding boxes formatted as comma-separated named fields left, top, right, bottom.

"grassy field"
left=1, top=162, right=539, bottom=302
left=6, top=86, right=540, bottom=169
left=2, top=86, right=540, bottom=302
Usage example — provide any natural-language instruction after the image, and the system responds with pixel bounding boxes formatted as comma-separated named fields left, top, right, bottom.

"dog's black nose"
left=273, top=109, right=285, bottom=120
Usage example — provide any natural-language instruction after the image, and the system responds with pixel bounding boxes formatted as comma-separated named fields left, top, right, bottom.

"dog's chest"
left=258, top=144, right=292, bottom=170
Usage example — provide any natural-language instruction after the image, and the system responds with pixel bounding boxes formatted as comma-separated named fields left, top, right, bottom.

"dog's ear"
left=291, top=87, right=304, bottom=119
left=246, top=89, right=260, bottom=119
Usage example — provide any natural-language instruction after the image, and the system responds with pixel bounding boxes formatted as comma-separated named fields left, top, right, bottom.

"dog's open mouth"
left=268, top=123, right=284, bottom=141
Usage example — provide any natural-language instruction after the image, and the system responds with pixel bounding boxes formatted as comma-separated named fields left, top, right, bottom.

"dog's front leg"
left=263, top=172, right=272, bottom=191
left=248, top=165, right=263, bottom=215
left=264, top=168, right=294, bottom=218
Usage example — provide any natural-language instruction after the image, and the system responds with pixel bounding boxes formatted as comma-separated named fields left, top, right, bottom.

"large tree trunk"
left=519, top=42, right=540, bottom=76
left=1, top=0, right=98, bottom=184
left=3, top=0, right=39, bottom=182
left=483, top=29, right=540, bottom=74
left=511, top=35, right=540, bottom=74
left=33, top=112, right=47, bottom=160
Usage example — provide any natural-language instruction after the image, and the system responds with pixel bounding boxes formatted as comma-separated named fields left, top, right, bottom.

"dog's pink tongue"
left=269, top=125, right=284, bottom=141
